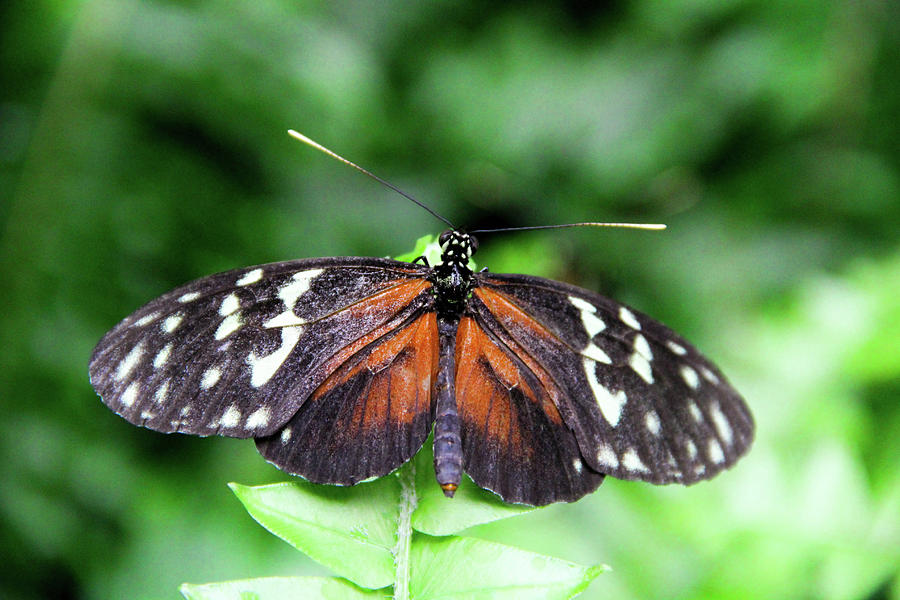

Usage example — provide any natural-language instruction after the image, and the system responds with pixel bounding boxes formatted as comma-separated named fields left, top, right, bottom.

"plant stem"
left=393, top=462, right=417, bottom=600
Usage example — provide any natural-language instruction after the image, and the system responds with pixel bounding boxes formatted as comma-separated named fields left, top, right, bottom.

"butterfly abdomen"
left=433, top=317, right=463, bottom=496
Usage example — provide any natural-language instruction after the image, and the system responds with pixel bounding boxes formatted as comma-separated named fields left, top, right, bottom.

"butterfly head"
left=438, top=229, right=478, bottom=268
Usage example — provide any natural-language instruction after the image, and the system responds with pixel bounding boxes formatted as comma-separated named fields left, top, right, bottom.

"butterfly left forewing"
left=473, top=272, right=754, bottom=488
left=89, top=257, right=431, bottom=439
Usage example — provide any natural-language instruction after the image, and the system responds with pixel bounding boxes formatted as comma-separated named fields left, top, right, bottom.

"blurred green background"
left=2, top=1, right=899, bottom=598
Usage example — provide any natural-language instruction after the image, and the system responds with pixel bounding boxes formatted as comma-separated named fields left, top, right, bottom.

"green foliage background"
left=2, top=1, right=899, bottom=598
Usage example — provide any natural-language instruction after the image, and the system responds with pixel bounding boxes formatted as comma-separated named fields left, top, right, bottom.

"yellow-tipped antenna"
left=469, top=222, right=666, bottom=234
left=288, top=130, right=454, bottom=227
left=289, top=130, right=666, bottom=234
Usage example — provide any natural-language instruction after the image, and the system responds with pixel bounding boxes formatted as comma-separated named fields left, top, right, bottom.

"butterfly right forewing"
left=471, top=272, right=754, bottom=488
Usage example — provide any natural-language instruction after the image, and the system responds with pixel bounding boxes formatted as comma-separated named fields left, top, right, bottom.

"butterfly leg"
left=433, top=317, right=463, bottom=496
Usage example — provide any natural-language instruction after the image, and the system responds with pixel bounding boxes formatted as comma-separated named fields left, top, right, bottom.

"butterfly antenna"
left=469, top=222, right=666, bottom=234
left=289, top=130, right=455, bottom=228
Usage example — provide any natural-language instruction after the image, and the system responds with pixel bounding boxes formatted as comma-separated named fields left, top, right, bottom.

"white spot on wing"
left=689, top=401, right=703, bottom=422
left=628, top=352, right=654, bottom=384
left=264, top=311, right=308, bottom=328
left=162, top=313, right=184, bottom=333
left=710, top=401, right=733, bottom=445
left=700, top=366, right=720, bottom=385
left=134, top=312, right=160, bottom=327
left=666, top=340, right=687, bottom=355
left=686, top=439, right=698, bottom=459
left=153, top=343, right=173, bottom=369
left=582, top=343, right=612, bottom=364
left=236, top=268, right=264, bottom=286
left=263, top=269, right=323, bottom=329
left=219, top=293, right=240, bottom=316
left=215, top=313, right=242, bottom=340
left=220, top=405, right=241, bottom=428
left=278, top=269, right=323, bottom=308
left=582, top=357, right=627, bottom=426
left=596, top=444, right=619, bottom=469
left=280, top=427, right=292, bottom=443
left=115, top=342, right=145, bottom=381
left=708, top=438, right=725, bottom=464
left=645, top=410, right=661, bottom=435
left=622, top=448, right=649, bottom=472
left=569, top=296, right=594, bottom=313
left=619, top=306, right=641, bottom=330
left=633, top=334, right=652, bottom=360
left=680, top=365, right=700, bottom=389
left=247, top=327, right=302, bottom=387
left=569, top=296, right=606, bottom=337
left=120, top=381, right=140, bottom=407
left=572, top=457, right=584, bottom=474
left=246, top=407, right=271, bottom=429
left=154, top=380, right=170, bottom=404
left=178, top=291, right=201, bottom=303
left=201, top=367, right=222, bottom=389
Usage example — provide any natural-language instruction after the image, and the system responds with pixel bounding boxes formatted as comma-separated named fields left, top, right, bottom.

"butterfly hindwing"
left=256, top=311, right=438, bottom=485
left=454, top=312, right=605, bottom=505
left=472, top=272, right=754, bottom=486
left=89, top=257, right=431, bottom=440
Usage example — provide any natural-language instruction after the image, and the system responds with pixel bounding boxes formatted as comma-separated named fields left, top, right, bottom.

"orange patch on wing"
left=471, top=288, right=566, bottom=425
left=473, top=287, right=559, bottom=345
left=315, top=279, right=431, bottom=379
left=456, top=316, right=568, bottom=457
left=410, top=312, right=440, bottom=422
left=455, top=317, right=523, bottom=450
left=313, top=311, right=438, bottom=427
left=343, top=278, right=431, bottom=322
left=456, top=316, right=520, bottom=388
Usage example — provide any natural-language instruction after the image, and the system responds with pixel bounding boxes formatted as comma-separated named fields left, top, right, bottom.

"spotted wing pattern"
left=471, top=272, right=754, bottom=491
left=89, top=257, right=432, bottom=450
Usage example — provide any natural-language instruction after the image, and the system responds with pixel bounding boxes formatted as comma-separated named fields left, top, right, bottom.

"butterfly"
left=88, top=134, right=754, bottom=507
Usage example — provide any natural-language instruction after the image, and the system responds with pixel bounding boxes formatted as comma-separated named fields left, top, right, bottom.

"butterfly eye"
left=439, top=230, right=453, bottom=247
left=468, top=235, right=479, bottom=254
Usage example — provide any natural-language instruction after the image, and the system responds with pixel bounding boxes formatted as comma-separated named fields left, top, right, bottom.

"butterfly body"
left=90, top=230, right=753, bottom=506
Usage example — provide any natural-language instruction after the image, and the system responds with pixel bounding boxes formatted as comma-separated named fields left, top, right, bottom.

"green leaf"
left=179, top=576, right=384, bottom=600
left=391, top=233, right=477, bottom=271
left=409, top=534, right=606, bottom=600
left=411, top=437, right=535, bottom=536
left=228, top=480, right=399, bottom=589
left=393, top=234, right=441, bottom=264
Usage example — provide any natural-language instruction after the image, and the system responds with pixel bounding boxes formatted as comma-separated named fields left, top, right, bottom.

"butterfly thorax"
left=429, top=230, right=478, bottom=318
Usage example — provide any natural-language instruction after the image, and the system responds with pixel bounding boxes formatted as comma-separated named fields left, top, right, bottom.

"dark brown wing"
left=89, top=257, right=432, bottom=440
left=256, top=311, right=438, bottom=485
left=454, top=308, right=605, bottom=506
left=471, top=272, right=754, bottom=489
